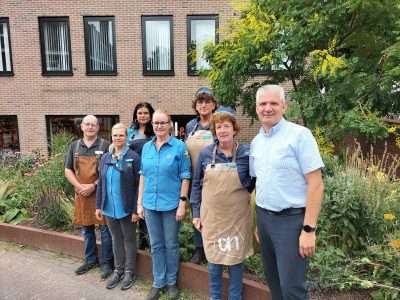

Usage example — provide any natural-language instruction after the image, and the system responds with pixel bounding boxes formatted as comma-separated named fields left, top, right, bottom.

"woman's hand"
left=176, top=200, right=186, bottom=221
left=131, top=213, right=140, bottom=223
left=137, top=204, right=144, bottom=219
left=192, top=218, right=202, bottom=232
left=95, top=209, right=103, bottom=221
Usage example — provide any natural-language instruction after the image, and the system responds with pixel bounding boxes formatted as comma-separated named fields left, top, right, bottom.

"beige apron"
left=185, top=127, right=213, bottom=172
left=200, top=144, right=253, bottom=265
left=73, top=155, right=105, bottom=226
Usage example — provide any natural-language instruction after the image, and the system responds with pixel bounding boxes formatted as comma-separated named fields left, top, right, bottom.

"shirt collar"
left=80, top=137, right=100, bottom=149
left=259, top=118, right=286, bottom=137
left=151, top=135, right=173, bottom=146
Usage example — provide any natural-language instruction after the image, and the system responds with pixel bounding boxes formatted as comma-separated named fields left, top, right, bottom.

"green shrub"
left=35, top=188, right=73, bottom=231
left=179, top=222, right=196, bottom=262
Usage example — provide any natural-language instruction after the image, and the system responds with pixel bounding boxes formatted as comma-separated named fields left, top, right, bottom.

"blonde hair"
left=152, top=109, right=171, bottom=122
left=111, top=122, right=128, bottom=136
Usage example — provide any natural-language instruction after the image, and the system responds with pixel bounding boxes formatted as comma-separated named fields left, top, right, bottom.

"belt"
left=264, top=207, right=305, bottom=216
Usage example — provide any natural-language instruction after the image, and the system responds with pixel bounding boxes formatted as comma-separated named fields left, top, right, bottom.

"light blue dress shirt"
left=103, top=147, right=130, bottom=219
left=250, top=119, right=324, bottom=211
left=141, top=136, right=191, bottom=211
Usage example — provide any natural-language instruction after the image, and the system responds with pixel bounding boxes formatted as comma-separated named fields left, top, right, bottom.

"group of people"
left=64, top=84, right=324, bottom=300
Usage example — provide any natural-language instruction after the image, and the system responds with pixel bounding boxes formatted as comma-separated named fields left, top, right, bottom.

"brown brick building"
left=0, top=0, right=261, bottom=156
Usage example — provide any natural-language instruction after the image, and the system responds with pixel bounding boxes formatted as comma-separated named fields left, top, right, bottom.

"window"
left=84, top=16, right=117, bottom=75
left=0, top=116, right=19, bottom=153
left=0, top=18, right=13, bottom=75
left=141, top=16, right=174, bottom=75
left=46, top=115, right=119, bottom=153
left=39, top=17, right=72, bottom=75
left=187, top=15, right=218, bottom=75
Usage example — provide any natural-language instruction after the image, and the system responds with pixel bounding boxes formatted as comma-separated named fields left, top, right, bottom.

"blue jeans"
left=144, top=208, right=180, bottom=288
left=208, top=262, right=243, bottom=300
left=81, top=224, right=113, bottom=265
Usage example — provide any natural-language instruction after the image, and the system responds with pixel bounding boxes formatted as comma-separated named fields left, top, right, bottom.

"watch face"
left=303, top=225, right=316, bottom=232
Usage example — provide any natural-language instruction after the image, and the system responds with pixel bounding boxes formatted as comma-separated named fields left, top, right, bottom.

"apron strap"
left=73, top=139, right=81, bottom=175
left=211, top=142, right=239, bottom=166
left=188, top=122, right=200, bottom=137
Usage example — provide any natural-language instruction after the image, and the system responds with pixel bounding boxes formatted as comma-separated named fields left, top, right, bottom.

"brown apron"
left=73, top=154, right=105, bottom=225
left=185, top=128, right=214, bottom=172
left=200, top=144, right=253, bottom=265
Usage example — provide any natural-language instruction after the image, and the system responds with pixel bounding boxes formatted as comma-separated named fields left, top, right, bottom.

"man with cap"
left=64, top=115, right=114, bottom=279
left=185, top=87, right=217, bottom=264
left=250, top=85, right=324, bottom=300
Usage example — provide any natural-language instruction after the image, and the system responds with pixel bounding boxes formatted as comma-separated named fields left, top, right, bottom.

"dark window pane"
left=0, top=19, right=13, bottom=74
left=84, top=17, right=117, bottom=74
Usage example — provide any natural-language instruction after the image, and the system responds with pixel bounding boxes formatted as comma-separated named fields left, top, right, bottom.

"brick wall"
left=0, top=1, right=285, bottom=156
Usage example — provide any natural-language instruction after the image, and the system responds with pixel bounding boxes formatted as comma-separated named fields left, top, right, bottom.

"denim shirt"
left=190, top=143, right=254, bottom=218
left=250, top=119, right=324, bottom=211
left=141, top=136, right=191, bottom=211
left=185, top=117, right=210, bottom=140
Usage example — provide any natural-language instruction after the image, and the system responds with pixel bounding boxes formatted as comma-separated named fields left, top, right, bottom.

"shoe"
left=75, top=261, right=98, bottom=275
left=106, top=270, right=124, bottom=289
left=100, top=263, right=113, bottom=280
left=167, top=284, right=179, bottom=300
left=121, top=271, right=136, bottom=291
left=145, top=287, right=161, bottom=300
left=190, top=247, right=205, bottom=264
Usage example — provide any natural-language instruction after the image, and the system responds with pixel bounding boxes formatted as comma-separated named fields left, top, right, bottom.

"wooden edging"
left=0, top=223, right=271, bottom=300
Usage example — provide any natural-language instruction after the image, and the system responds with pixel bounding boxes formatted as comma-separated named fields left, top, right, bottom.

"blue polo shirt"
left=250, top=119, right=324, bottom=211
left=141, top=136, right=191, bottom=211
left=103, top=147, right=130, bottom=219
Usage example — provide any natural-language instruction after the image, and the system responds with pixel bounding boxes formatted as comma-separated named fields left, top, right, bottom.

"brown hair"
left=192, top=94, right=217, bottom=114
left=210, top=112, right=240, bottom=136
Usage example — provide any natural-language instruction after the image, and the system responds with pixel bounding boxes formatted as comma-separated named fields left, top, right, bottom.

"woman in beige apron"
left=190, top=109, right=254, bottom=300
left=185, top=86, right=217, bottom=264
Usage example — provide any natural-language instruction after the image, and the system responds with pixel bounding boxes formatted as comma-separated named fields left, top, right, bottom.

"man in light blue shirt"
left=250, top=85, right=324, bottom=300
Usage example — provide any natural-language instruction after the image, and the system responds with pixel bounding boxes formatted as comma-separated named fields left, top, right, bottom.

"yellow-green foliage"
left=313, top=127, right=335, bottom=157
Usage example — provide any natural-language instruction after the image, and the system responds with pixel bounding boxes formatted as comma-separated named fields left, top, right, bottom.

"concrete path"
left=0, top=242, right=146, bottom=300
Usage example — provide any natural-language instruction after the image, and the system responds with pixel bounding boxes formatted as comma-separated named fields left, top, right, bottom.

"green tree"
left=204, top=0, right=400, bottom=141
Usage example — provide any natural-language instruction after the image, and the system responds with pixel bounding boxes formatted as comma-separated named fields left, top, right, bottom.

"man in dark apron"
left=64, top=115, right=113, bottom=279
left=185, top=87, right=216, bottom=264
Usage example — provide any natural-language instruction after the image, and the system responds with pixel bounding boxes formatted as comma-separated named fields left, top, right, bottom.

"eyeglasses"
left=152, top=121, right=169, bottom=127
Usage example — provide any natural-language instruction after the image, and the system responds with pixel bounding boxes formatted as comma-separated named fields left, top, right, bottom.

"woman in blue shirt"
left=127, top=102, right=155, bottom=250
left=190, top=109, right=254, bottom=300
left=137, top=109, right=191, bottom=300
left=96, top=123, right=140, bottom=291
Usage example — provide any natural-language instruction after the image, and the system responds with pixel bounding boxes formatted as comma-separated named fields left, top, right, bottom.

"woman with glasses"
left=137, top=109, right=191, bottom=300
left=184, top=87, right=217, bottom=264
left=95, top=123, right=141, bottom=291
left=190, top=108, right=254, bottom=300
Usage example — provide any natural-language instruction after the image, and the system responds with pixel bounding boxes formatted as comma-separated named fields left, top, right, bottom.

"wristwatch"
left=302, top=225, right=316, bottom=233
left=179, top=196, right=188, bottom=202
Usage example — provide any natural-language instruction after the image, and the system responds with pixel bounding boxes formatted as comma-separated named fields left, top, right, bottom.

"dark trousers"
left=81, top=224, right=113, bottom=265
left=106, top=215, right=137, bottom=273
left=256, top=206, right=309, bottom=300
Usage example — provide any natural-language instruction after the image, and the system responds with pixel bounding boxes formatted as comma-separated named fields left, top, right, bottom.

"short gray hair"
left=256, top=85, right=286, bottom=104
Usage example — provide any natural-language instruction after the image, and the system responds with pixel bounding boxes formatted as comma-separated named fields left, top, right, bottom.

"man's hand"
left=299, top=231, right=316, bottom=258
left=254, top=228, right=260, bottom=243
left=131, top=213, right=140, bottom=223
left=137, top=204, right=144, bottom=219
left=95, top=209, right=103, bottom=221
left=176, top=200, right=186, bottom=221
left=79, top=183, right=96, bottom=197
left=192, top=218, right=202, bottom=232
